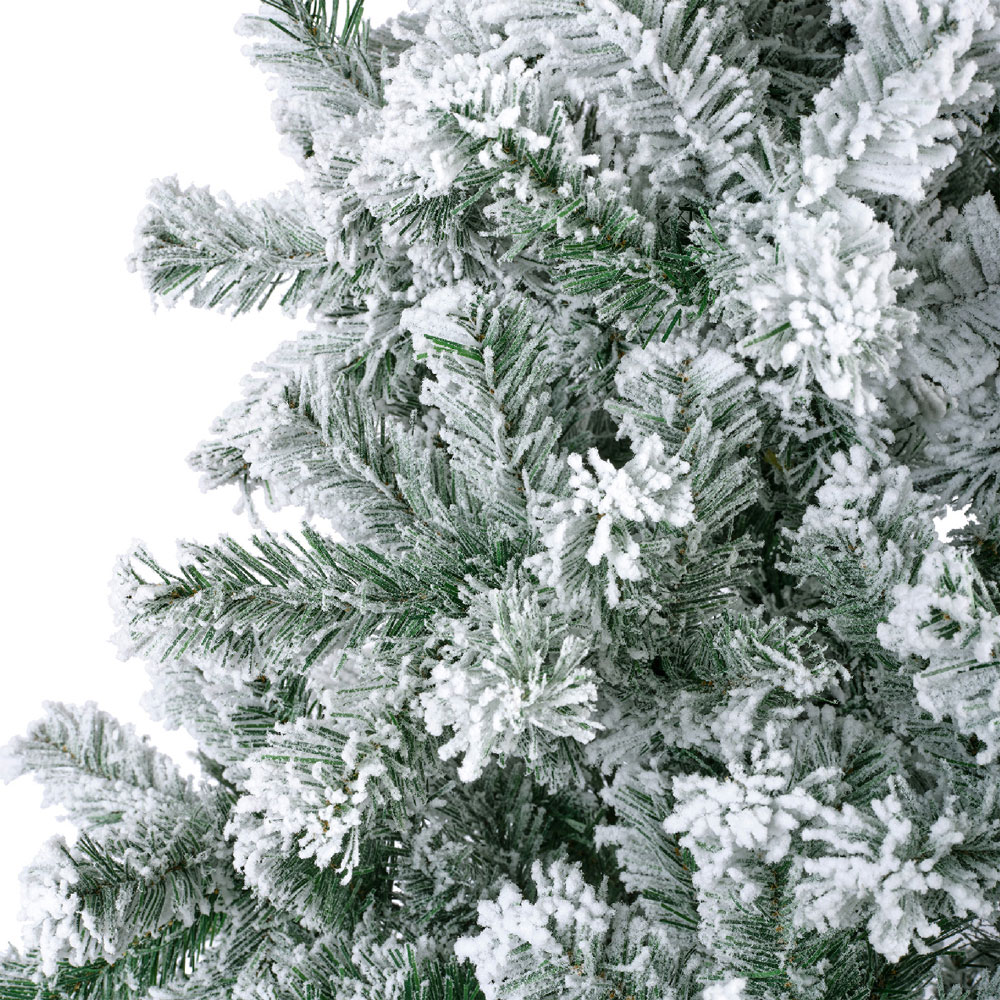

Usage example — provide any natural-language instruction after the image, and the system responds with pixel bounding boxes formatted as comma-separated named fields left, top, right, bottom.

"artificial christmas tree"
left=3, top=0, right=1000, bottom=996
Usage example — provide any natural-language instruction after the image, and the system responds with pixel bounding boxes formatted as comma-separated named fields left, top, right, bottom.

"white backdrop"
left=0, top=0, right=405, bottom=950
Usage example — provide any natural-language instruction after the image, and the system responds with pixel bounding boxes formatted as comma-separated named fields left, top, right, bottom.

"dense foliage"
left=4, top=0, right=1000, bottom=997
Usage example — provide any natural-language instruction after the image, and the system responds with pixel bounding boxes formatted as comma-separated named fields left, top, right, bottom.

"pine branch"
left=429, top=102, right=714, bottom=334
left=259, top=0, right=367, bottom=48
left=239, top=0, right=386, bottom=156
left=115, top=531, right=456, bottom=675
left=608, top=339, right=762, bottom=625
left=597, top=766, right=700, bottom=933
left=396, top=761, right=601, bottom=936
left=786, top=448, right=938, bottom=653
left=2, top=702, right=202, bottom=835
left=190, top=329, right=422, bottom=543
left=231, top=712, right=432, bottom=884
left=0, top=911, right=225, bottom=1000
left=131, top=179, right=351, bottom=315
left=286, top=939, right=485, bottom=1000
left=188, top=310, right=414, bottom=501
left=413, top=294, right=569, bottom=535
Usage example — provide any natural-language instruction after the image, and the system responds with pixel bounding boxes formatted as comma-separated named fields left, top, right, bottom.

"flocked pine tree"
left=4, top=0, right=1000, bottom=997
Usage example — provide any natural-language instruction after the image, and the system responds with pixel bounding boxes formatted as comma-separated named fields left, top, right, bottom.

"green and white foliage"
left=455, top=859, right=692, bottom=1000
left=6, top=0, right=1000, bottom=998
left=705, top=0, right=1000, bottom=429
left=1, top=705, right=234, bottom=995
left=418, top=580, right=599, bottom=785
left=786, top=445, right=938, bottom=648
left=911, top=194, right=1000, bottom=520
left=527, top=433, right=695, bottom=610
left=798, top=0, right=1000, bottom=204
left=880, top=546, right=1000, bottom=763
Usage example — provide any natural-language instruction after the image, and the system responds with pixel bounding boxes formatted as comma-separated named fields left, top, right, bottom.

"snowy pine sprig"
left=4, top=0, right=1000, bottom=998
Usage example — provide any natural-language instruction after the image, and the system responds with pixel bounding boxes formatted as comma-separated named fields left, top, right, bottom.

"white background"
left=0, top=0, right=404, bottom=949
